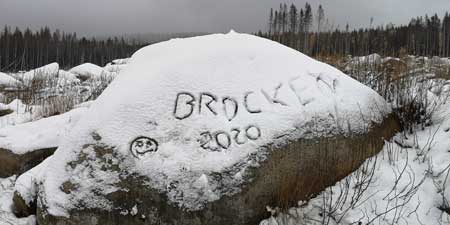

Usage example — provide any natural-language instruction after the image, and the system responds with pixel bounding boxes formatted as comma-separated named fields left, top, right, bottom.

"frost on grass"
left=34, top=31, right=391, bottom=216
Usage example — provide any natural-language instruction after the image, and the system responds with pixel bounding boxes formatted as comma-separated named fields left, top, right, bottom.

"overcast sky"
left=0, top=0, right=449, bottom=37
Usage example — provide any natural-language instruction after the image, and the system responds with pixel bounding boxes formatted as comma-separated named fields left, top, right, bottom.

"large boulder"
left=21, top=63, right=59, bottom=86
left=32, top=32, right=400, bottom=225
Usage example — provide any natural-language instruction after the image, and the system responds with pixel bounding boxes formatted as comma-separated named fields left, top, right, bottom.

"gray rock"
left=0, top=147, right=55, bottom=178
left=13, top=190, right=36, bottom=218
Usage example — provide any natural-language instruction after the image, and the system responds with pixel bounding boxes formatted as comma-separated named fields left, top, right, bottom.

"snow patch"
left=0, top=72, right=21, bottom=87
left=0, top=104, right=88, bottom=154
left=70, top=63, right=111, bottom=81
left=21, top=63, right=59, bottom=85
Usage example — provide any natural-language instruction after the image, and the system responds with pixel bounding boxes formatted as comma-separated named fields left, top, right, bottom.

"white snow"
left=21, top=63, right=59, bottom=86
left=69, top=63, right=111, bottom=80
left=0, top=104, right=88, bottom=154
left=103, top=58, right=130, bottom=74
left=260, top=78, right=450, bottom=225
left=104, top=63, right=126, bottom=74
left=352, top=53, right=382, bottom=64
left=14, top=157, right=50, bottom=207
left=36, top=31, right=391, bottom=215
left=0, top=72, right=21, bottom=87
left=0, top=176, right=36, bottom=225
left=57, top=70, right=80, bottom=86
left=130, top=205, right=138, bottom=216
left=112, top=58, right=130, bottom=65
left=0, top=99, right=43, bottom=128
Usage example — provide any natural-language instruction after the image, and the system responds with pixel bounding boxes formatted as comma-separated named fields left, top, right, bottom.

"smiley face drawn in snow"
left=130, top=136, right=158, bottom=158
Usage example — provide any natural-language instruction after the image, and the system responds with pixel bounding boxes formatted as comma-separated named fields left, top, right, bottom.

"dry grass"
left=1, top=70, right=113, bottom=119
left=321, top=55, right=450, bottom=135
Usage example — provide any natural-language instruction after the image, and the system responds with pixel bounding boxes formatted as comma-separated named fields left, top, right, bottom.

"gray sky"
left=0, top=0, right=449, bottom=37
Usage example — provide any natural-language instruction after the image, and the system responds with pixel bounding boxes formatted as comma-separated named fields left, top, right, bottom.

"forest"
left=0, top=26, right=142, bottom=72
left=1, top=2, right=449, bottom=72
left=258, top=3, right=450, bottom=58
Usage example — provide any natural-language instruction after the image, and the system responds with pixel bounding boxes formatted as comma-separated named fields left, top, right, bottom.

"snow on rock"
left=21, top=63, right=59, bottom=85
left=103, top=58, right=130, bottom=74
left=104, top=64, right=127, bottom=74
left=112, top=58, right=130, bottom=65
left=0, top=103, right=89, bottom=155
left=13, top=156, right=51, bottom=216
left=0, top=72, right=21, bottom=87
left=69, top=63, right=111, bottom=81
left=351, top=53, right=382, bottom=65
left=0, top=176, right=36, bottom=225
left=36, top=32, right=391, bottom=219
left=57, top=70, right=80, bottom=86
left=0, top=104, right=89, bottom=178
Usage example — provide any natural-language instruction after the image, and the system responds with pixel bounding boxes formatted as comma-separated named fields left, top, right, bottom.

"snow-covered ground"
left=0, top=99, right=43, bottom=128
left=260, top=79, right=450, bottom=225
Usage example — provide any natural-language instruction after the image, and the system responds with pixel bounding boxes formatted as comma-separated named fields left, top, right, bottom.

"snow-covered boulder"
left=112, top=58, right=130, bottom=65
left=21, top=63, right=59, bottom=86
left=104, top=63, right=126, bottom=74
left=103, top=58, right=130, bottom=74
left=57, top=70, right=80, bottom=86
left=0, top=72, right=21, bottom=88
left=0, top=105, right=88, bottom=178
left=69, top=63, right=110, bottom=81
left=34, top=32, right=400, bottom=225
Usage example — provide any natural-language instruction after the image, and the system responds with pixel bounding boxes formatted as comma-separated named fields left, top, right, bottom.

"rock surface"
left=0, top=147, right=55, bottom=178
left=30, top=32, right=399, bottom=224
left=0, top=105, right=88, bottom=177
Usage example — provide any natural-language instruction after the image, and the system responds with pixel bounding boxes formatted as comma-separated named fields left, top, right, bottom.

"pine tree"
left=304, top=3, right=313, bottom=54
left=289, top=4, right=298, bottom=48
left=316, top=5, right=325, bottom=55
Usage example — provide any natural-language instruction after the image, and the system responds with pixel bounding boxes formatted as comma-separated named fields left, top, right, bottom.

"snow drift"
left=69, top=63, right=110, bottom=81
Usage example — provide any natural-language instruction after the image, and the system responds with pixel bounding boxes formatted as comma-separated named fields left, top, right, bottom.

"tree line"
left=0, top=26, right=144, bottom=72
left=258, top=3, right=450, bottom=58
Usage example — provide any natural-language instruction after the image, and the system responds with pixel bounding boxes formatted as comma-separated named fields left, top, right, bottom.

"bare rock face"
left=0, top=147, right=55, bottom=178
left=32, top=32, right=399, bottom=225
left=13, top=191, right=36, bottom=217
